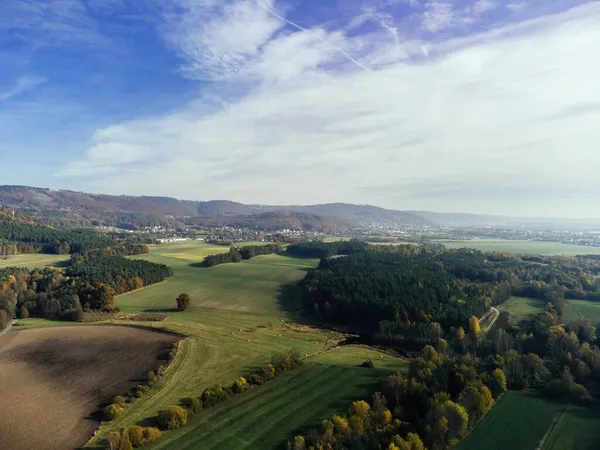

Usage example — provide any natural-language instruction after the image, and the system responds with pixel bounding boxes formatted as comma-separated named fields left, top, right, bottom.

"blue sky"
left=1, top=0, right=599, bottom=218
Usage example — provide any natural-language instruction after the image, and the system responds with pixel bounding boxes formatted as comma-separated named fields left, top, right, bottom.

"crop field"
left=0, top=325, right=179, bottom=450
left=84, top=241, right=335, bottom=447
left=436, top=239, right=600, bottom=255
left=563, top=299, right=600, bottom=323
left=0, top=253, right=70, bottom=269
left=543, top=405, right=600, bottom=450
left=457, top=391, right=564, bottom=450
left=497, top=297, right=546, bottom=327
left=143, top=347, right=408, bottom=450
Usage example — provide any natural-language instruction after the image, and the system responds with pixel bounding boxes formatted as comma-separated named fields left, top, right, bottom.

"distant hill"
left=0, top=186, right=434, bottom=231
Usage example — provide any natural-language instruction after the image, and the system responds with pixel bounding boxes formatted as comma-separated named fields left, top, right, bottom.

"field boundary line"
left=537, top=407, right=566, bottom=450
left=450, top=392, right=508, bottom=449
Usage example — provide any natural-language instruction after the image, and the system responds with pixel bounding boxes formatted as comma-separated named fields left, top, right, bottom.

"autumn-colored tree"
left=332, top=415, right=350, bottom=437
left=489, top=368, right=507, bottom=397
left=141, top=427, right=161, bottom=445
left=458, top=384, right=494, bottom=425
left=158, top=405, right=188, bottom=430
left=117, top=428, right=133, bottom=450
left=348, top=400, right=371, bottom=435
left=19, top=305, right=29, bottom=319
left=468, top=316, right=481, bottom=335
left=108, top=431, right=121, bottom=450
left=390, top=433, right=426, bottom=450
left=126, top=426, right=145, bottom=447
left=176, top=293, right=191, bottom=311
left=104, top=403, right=125, bottom=420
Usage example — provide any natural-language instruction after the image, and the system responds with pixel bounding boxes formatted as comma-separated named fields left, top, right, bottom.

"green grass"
left=497, top=297, right=546, bottom=326
left=85, top=241, right=337, bottom=447
left=436, top=240, right=600, bottom=255
left=144, top=347, right=408, bottom=450
left=544, top=405, right=600, bottom=450
left=457, top=391, right=564, bottom=450
left=563, top=299, right=600, bottom=324
left=0, top=253, right=70, bottom=269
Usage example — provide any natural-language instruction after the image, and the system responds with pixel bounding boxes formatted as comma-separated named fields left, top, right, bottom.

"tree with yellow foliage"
left=468, top=316, right=481, bottom=335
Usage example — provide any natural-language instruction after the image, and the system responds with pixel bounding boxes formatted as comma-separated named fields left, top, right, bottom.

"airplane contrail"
left=255, top=0, right=371, bottom=72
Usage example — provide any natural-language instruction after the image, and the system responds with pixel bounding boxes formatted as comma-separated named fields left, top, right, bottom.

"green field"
left=0, top=253, right=70, bottom=269
left=457, top=391, right=564, bottom=450
left=80, top=241, right=407, bottom=448
left=563, top=299, right=600, bottom=324
left=144, top=347, right=407, bottom=450
left=497, top=297, right=546, bottom=326
left=544, top=405, right=600, bottom=450
left=437, top=240, right=600, bottom=255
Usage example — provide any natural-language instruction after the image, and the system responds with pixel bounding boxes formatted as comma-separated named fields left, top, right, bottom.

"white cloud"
left=472, top=0, right=499, bottom=15
left=506, top=2, right=528, bottom=12
left=0, top=75, right=47, bottom=102
left=60, top=2, right=600, bottom=217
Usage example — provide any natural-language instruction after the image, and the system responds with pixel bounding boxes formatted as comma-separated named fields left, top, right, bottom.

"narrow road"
left=479, top=307, right=500, bottom=331
left=0, top=319, right=17, bottom=338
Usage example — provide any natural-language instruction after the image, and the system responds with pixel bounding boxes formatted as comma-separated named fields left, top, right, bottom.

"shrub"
left=134, top=384, right=150, bottom=398
left=247, top=373, right=264, bottom=385
left=182, top=396, right=203, bottom=414
left=113, top=395, right=127, bottom=406
left=104, top=403, right=126, bottom=420
left=361, top=359, right=375, bottom=368
left=176, top=293, right=191, bottom=310
left=118, top=428, right=133, bottom=450
left=157, top=405, right=188, bottom=430
left=126, top=426, right=145, bottom=447
left=142, top=427, right=161, bottom=444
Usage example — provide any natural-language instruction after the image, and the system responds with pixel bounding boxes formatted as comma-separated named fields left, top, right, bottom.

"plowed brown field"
left=0, top=325, right=180, bottom=450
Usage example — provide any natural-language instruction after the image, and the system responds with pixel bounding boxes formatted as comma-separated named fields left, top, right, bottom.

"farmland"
left=543, top=405, right=600, bottom=450
left=0, top=325, right=179, bottom=450
left=437, top=239, right=600, bottom=255
left=84, top=241, right=388, bottom=448
left=457, top=391, right=564, bottom=450
left=144, top=347, right=408, bottom=450
left=0, top=253, right=70, bottom=269
left=496, top=297, right=546, bottom=327
left=563, top=299, right=600, bottom=323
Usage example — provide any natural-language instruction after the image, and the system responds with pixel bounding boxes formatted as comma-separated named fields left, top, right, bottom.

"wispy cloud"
left=472, top=0, right=499, bottom=15
left=0, top=0, right=106, bottom=47
left=58, top=1, right=600, bottom=217
left=0, top=75, right=47, bottom=102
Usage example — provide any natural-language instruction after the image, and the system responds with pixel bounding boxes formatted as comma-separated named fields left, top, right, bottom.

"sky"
left=1, top=0, right=599, bottom=218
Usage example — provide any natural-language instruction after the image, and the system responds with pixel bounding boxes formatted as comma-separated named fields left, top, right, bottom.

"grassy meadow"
left=78, top=240, right=407, bottom=448
left=0, top=253, right=70, bottom=269
left=144, top=347, right=407, bottom=450
left=543, top=405, right=600, bottom=450
left=437, top=239, right=600, bottom=255
left=496, top=296, right=546, bottom=327
left=563, top=299, right=600, bottom=323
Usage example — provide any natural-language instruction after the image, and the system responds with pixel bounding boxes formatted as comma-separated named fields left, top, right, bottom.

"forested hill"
left=0, top=185, right=433, bottom=230
left=301, top=245, right=600, bottom=335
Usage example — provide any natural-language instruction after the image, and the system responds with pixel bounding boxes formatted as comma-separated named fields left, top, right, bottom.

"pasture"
left=143, top=347, right=408, bottom=450
left=436, top=239, right=600, bottom=255
left=497, top=297, right=546, bottom=327
left=457, top=391, right=563, bottom=450
left=0, top=253, right=70, bottom=269
left=0, top=325, right=179, bottom=450
left=85, top=241, right=334, bottom=447
left=563, top=299, right=600, bottom=324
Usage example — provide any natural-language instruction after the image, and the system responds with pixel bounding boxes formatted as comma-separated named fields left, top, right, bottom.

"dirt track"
left=0, top=325, right=180, bottom=450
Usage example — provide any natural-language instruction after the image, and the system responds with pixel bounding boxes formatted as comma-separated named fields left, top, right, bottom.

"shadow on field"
left=141, top=307, right=179, bottom=313
left=276, top=281, right=313, bottom=325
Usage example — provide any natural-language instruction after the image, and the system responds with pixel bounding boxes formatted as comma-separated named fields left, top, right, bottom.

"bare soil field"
left=0, top=325, right=180, bottom=450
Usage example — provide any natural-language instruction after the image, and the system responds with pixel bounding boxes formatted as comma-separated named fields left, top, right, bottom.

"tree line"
left=286, top=240, right=368, bottom=258
left=200, top=244, right=281, bottom=267
left=0, top=256, right=172, bottom=324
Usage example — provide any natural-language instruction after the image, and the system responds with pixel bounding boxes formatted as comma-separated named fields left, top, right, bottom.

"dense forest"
left=286, top=240, right=368, bottom=258
left=292, top=245, right=600, bottom=450
left=301, top=245, right=600, bottom=336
